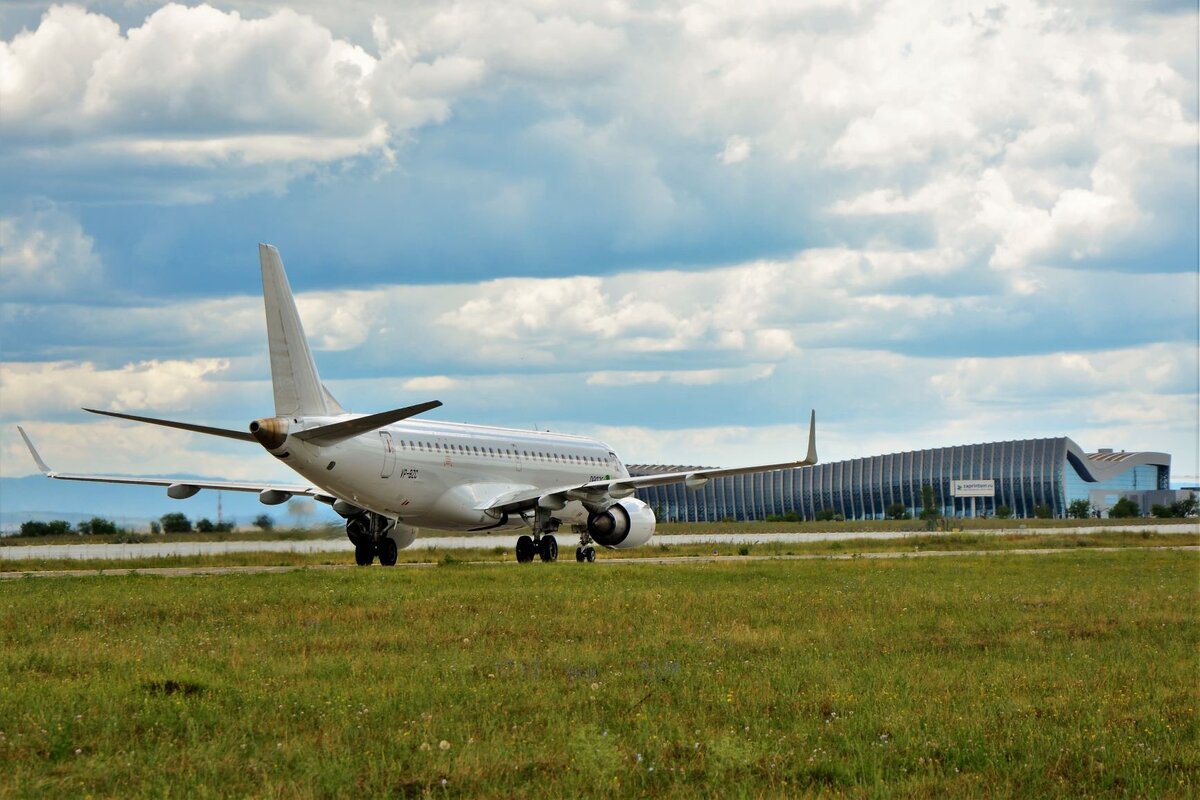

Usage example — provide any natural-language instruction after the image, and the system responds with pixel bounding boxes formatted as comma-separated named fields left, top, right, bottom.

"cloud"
left=0, top=0, right=1194, bottom=488
left=719, top=135, right=751, bottom=165
left=0, top=202, right=103, bottom=299
left=586, top=364, right=775, bottom=387
left=0, top=3, right=486, bottom=196
left=0, top=358, right=235, bottom=416
left=401, top=375, right=461, bottom=392
left=930, top=344, right=1197, bottom=404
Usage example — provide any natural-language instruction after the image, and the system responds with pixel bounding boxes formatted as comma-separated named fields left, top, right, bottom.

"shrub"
left=18, top=520, right=72, bottom=537
left=1033, top=504, right=1053, bottom=519
left=78, top=517, right=120, bottom=536
left=195, top=518, right=215, bottom=533
left=1171, top=494, right=1198, bottom=517
left=995, top=505, right=1012, bottom=519
left=253, top=514, right=274, bottom=531
left=1067, top=499, right=1092, bottom=519
left=1108, top=498, right=1141, bottom=518
left=160, top=512, right=192, bottom=533
left=816, top=508, right=835, bottom=522
left=885, top=503, right=910, bottom=520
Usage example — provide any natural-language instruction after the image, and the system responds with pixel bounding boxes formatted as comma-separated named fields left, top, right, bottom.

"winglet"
left=17, top=426, right=53, bottom=475
left=805, top=410, right=818, bottom=465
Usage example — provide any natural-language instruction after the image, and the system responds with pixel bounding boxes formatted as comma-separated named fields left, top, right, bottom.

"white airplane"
left=19, top=245, right=818, bottom=566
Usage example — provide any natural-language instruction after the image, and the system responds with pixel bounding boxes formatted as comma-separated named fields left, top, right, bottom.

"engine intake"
left=587, top=498, right=656, bottom=549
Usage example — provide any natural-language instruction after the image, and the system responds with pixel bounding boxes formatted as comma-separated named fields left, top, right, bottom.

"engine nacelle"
left=587, top=498, right=656, bottom=549
left=389, top=523, right=418, bottom=550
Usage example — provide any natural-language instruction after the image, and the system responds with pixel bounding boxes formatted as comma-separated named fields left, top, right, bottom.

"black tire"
left=515, top=535, right=535, bottom=563
left=354, top=544, right=375, bottom=566
left=575, top=546, right=585, bottom=562
left=538, top=535, right=558, bottom=562
left=378, top=537, right=398, bottom=566
left=584, top=546, right=596, bottom=563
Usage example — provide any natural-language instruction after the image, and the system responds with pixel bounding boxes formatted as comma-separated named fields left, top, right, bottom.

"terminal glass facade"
left=631, top=437, right=1171, bottom=522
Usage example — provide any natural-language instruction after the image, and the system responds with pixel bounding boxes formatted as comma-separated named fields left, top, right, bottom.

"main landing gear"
left=347, top=511, right=398, bottom=567
left=514, top=509, right=597, bottom=564
left=516, top=534, right=558, bottom=563
left=515, top=507, right=564, bottom=563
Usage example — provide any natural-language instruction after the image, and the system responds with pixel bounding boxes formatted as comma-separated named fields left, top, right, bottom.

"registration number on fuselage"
left=398, top=468, right=420, bottom=479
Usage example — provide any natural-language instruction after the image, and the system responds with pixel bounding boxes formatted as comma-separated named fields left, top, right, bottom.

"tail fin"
left=259, top=244, right=343, bottom=417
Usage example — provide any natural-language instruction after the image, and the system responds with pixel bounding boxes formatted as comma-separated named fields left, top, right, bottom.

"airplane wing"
left=17, top=426, right=329, bottom=504
left=481, top=411, right=819, bottom=515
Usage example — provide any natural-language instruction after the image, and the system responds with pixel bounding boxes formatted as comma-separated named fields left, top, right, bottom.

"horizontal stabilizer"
left=84, top=408, right=255, bottom=442
left=293, top=400, right=443, bottom=446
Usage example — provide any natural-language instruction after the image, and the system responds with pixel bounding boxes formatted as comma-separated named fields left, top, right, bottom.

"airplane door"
left=380, top=431, right=396, bottom=478
left=511, top=443, right=522, bottom=472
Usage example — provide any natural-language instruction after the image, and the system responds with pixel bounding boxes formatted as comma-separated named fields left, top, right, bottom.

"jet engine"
left=586, top=498, right=656, bottom=549
left=389, top=522, right=418, bottom=550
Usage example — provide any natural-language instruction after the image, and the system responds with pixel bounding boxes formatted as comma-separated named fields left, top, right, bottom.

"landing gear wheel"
left=377, top=537, right=398, bottom=566
left=575, top=546, right=585, bottom=562
left=584, top=546, right=596, bottom=563
left=516, top=535, right=536, bottom=563
left=354, top=544, right=375, bottom=566
left=538, top=534, right=558, bottom=562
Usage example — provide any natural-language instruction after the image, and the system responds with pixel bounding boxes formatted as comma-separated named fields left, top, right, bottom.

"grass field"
left=2, top=549, right=1197, bottom=797
left=3, top=517, right=1190, bottom=548
left=1, top=528, right=1195, bottom=574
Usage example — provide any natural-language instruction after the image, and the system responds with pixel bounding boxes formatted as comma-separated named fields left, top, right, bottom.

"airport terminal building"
left=630, top=437, right=1172, bottom=521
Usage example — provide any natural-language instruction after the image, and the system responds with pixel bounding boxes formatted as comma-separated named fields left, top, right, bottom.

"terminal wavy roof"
left=630, top=437, right=1170, bottom=485
left=1070, top=441, right=1170, bottom=483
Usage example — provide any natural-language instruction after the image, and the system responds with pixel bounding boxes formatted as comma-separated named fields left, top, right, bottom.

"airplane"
left=18, top=244, right=818, bottom=566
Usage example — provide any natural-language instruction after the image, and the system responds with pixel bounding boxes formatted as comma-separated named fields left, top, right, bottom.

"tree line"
left=16, top=512, right=277, bottom=538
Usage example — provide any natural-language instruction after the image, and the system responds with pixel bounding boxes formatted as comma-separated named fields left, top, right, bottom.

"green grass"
left=1, top=529, right=1195, bottom=574
left=4, top=517, right=1191, bottom=548
left=1, top=550, right=1196, bottom=797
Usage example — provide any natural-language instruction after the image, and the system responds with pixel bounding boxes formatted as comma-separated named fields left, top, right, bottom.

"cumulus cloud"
left=0, top=202, right=103, bottom=299
left=719, top=135, right=751, bottom=165
left=586, top=363, right=775, bottom=387
left=0, top=0, right=1194, bottom=483
left=0, top=3, right=488, bottom=194
left=930, top=344, right=1197, bottom=404
left=0, top=358, right=235, bottom=416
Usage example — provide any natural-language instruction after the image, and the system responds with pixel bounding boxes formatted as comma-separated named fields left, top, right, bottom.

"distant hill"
left=0, top=475, right=338, bottom=533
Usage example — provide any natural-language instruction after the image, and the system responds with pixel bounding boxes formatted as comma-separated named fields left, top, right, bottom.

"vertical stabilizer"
left=259, top=244, right=331, bottom=417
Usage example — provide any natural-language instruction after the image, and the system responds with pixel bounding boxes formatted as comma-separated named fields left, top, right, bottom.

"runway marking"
left=1, top=545, right=1195, bottom=580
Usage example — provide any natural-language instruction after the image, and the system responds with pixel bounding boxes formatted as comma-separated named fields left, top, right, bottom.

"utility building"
left=630, top=438, right=1171, bottom=521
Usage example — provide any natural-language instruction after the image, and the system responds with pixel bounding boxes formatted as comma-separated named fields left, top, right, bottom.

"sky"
left=1, top=0, right=1197, bottom=505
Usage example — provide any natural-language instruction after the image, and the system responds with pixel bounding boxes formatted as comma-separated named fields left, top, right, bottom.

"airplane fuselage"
left=264, top=416, right=630, bottom=531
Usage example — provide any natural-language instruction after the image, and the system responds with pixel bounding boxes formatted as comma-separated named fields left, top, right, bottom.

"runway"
left=0, top=523, right=1194, bottom=561
left=2, top=545, right=1195, bottom=581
